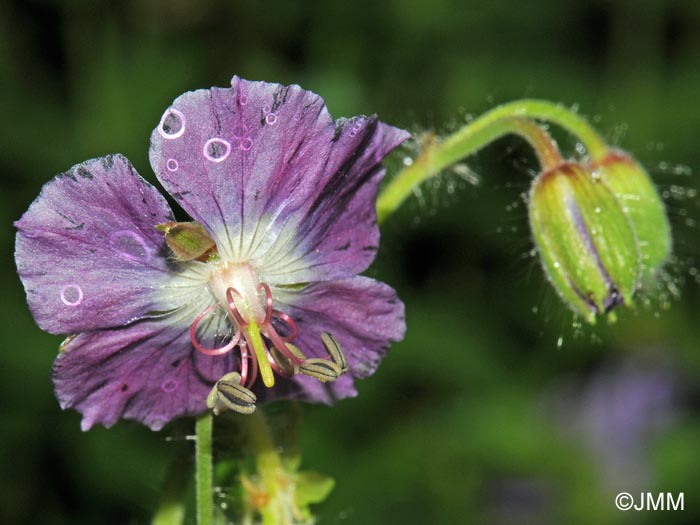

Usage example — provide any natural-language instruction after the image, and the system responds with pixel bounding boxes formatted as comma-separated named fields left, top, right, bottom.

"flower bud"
left=590, top=150, right=671, bottom=279
left=529, top=163, right=640, bottom=323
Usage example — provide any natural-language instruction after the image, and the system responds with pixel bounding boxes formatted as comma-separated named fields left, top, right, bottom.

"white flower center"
left=208, top=261, right=265, bottom=324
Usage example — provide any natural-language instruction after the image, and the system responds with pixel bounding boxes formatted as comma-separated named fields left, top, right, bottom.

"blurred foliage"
left=2, top=0, right=700, bottom=524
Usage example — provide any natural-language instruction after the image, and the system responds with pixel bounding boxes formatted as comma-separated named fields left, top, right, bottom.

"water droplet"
left=240, top=137, right=253, bottom=151
left=158, top=108, right=185, bottom=139
left=60, top=284, right=83, bottom=306
left=556, top=336, right=563, bottom=348
left=166, top=159, right=178, bottom=172
left=109, top=231, right=151, bottom=262
left=203, top=138, right=231, bottom=162
left=265, top=113, right=277, bottom=125
left=262, top=105, right=271, bottom=114
left=239, top=95, right=248, bottom=106
left=161, top=379, right=178, bottom=393
left=402, top=156, right=413, bottom=166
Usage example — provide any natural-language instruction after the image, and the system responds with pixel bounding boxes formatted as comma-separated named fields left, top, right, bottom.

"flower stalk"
left=376, top=99, right=608, bottom=223
left=195, top=413, right=214, bottom=525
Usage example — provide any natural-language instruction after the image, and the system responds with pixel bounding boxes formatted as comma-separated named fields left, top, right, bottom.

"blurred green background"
left=2, top=1, right=700, bottom=524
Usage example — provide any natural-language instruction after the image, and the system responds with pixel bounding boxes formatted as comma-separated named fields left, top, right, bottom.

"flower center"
left=209, top=262, right=266, bottom=324
left=189, top=261, right=347, bottom=400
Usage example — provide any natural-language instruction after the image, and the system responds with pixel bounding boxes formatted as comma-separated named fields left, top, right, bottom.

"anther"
left=268, top=346, right=296, bottom=377
left=206, top=372, right=257, bottom=415
left=299, top=359, right=343, bottom=382
left=321, top=332, right=348, bottom=372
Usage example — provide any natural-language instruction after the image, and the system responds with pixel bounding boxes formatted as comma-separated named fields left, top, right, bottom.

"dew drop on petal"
left=166, top=159, right=179, bottom=172
left=60, top=284, right=83, bottom=306
left=239, top=94, right=248, bottom=106
left=262, top=106, right=271, bottom=114
left=109, top=230, right=151, bottom=262
left=158, top=108, right=185, bottom=139
left=161, top=379, right=179, bottom=393
left=240, top=137, right=253, bottom=151
left=203, top=138, right=232, bottom=163
left=265, top=113, right=277, bottom=125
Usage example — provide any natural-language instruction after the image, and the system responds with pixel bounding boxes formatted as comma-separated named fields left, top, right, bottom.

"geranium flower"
left=15, top=76, right=408, bottom=430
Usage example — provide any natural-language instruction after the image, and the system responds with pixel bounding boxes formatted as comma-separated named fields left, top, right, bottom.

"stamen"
left=258, top=283, right=274, bottom=324
left=299, top=359, right=343, bottom=382
left=263, top=325, right=304, bottom=366
left=271, top=309, right=299, bottom=341
left=225, top=287, right=249, bottom=327
left=190, top=304, right=239, bottom=356
left=321, top=332, right=348, bottom=372
left=239, top=339, right=249, bottom=386
left=267, top=346, right=296, bottom=377
left=285, top=342, right=307, bottom=361
left=245, top=341, right=259, bottom=389
left=206, top=372, right=257, bottom=415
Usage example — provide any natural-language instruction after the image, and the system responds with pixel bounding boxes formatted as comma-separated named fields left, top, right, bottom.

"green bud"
left=590, top=150, right=671, bottom=279
left=529, top=163, right=640, bottom=323
left=156, top=221, right=216, bottom=261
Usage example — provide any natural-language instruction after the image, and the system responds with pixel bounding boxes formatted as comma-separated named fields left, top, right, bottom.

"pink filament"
left=272, top=309, right=299, bottom=341
left=258, top=283, right=274, bottom=324
left=239, top=339, right=249, bottom=386
left=225, top=287, right=249, bottom=327
left=190, top=304, right=240, bottom=356
left=191, top=281, right=307, bottom=387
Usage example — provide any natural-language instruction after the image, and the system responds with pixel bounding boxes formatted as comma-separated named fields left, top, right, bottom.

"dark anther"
left=206, top=372, right=257, bottom=415
left=321, top=332, right=348, bottom=372
left=299, top=359, right=343, bottom=382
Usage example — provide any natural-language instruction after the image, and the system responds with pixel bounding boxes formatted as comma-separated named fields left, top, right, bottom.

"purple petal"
left=259, top=276, right=405, bottom=404
left=53, top=318, right=235, bottom=431
left=15, top=155, right=176, bottom=334
left=149, top=77, right=408, bottom=283
left=262, top=118, right=409, bottom=284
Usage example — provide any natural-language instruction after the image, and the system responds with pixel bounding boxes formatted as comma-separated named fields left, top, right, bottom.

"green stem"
left=195, top=413, right=214, bottom=525
left=151, top=436, right=192, bottom=525
left=376, top=99, right=608, bottom=224
left=506, top=117, right=562, bottom=171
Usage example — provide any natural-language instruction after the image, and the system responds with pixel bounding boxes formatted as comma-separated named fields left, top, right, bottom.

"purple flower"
left=15, top=77, right=408, bottom=430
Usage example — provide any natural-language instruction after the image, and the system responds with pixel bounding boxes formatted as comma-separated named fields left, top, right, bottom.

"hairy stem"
left=195, top=413, right=214, bottom=525
left=377, top=99, right=608, bottom=223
